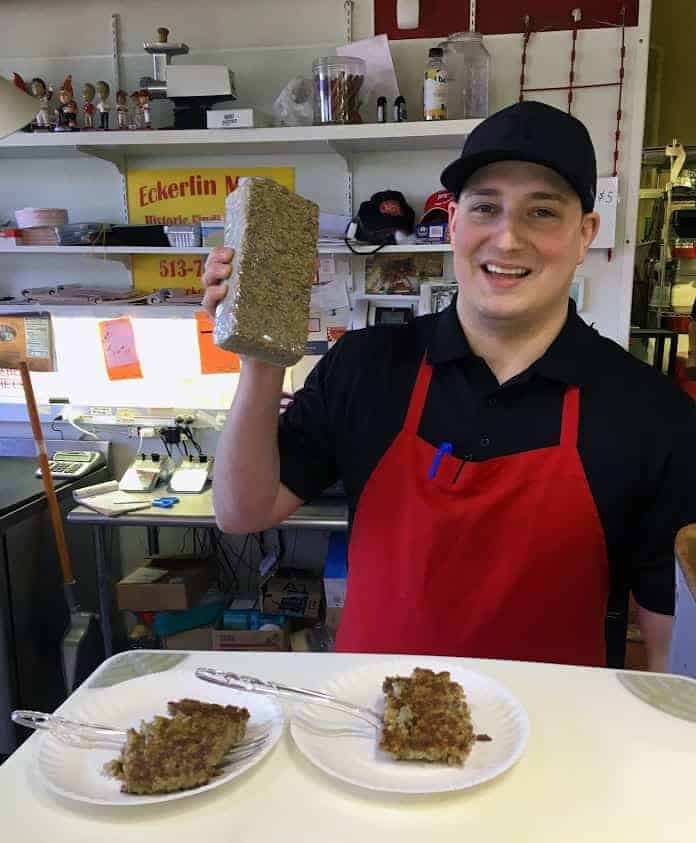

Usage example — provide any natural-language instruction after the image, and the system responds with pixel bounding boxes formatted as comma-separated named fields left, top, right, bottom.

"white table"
left=1, top=651, right=695, bottom=842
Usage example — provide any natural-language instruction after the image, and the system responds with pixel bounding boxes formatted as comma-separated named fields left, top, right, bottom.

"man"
left=203, top=101, right=695, bottom=670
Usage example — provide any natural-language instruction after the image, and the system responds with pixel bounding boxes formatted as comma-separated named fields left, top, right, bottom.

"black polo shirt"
left=278, top=299, right=696, bottom=615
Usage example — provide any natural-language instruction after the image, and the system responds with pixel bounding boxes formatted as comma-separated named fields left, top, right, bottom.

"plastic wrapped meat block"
left=214, top=177, right=319, bottom=367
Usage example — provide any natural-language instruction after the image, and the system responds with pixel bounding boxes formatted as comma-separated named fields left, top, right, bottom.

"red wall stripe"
left=374, top=0, right=639, bottom=39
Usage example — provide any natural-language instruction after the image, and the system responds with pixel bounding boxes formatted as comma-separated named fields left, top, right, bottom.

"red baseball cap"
left=420, top=190, right=454, bottom=224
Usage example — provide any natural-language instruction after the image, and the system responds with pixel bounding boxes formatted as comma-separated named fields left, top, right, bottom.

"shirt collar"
left=427, top=297, right=596, bottom=386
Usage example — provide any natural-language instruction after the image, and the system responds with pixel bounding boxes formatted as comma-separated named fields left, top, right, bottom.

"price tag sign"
left=591, top=176, right=618, bottom=249
left=127, top=167, right=295, bottom=292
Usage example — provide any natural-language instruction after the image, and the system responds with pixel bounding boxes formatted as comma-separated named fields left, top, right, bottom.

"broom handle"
left=19, top=363, right=76, bottom=591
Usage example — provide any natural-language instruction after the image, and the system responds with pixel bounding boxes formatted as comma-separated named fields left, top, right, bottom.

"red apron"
left=336, top=356, right=610, bottom=666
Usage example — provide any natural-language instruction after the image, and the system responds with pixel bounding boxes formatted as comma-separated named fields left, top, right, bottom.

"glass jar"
left=313, top=56, right=367, bottom=125
left=442, top=32, right=491, bottom=119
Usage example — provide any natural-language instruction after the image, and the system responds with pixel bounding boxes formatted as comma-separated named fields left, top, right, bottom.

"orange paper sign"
left=195, top=311, right=240, bottom=374
left=99, top=317, right=143, bottom=381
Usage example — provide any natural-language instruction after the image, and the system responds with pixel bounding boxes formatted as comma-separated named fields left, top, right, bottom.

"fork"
left=195, top=667, right=383, bottom=728
left=11, top=709, right=270, bottom=760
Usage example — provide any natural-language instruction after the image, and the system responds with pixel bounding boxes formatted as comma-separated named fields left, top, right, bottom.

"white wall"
left=0, top=0, right=652, bottom=577
left=0, top=0, right=650, bottom=411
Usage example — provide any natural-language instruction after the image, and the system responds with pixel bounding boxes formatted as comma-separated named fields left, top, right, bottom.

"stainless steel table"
left=67, top=489, right=349, bottom=657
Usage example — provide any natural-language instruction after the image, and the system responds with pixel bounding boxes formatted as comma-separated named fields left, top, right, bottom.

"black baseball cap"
left=441, top=101, right=597, bottom=212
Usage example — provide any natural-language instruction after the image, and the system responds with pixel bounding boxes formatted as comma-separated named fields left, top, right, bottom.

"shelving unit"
left=0, top=120, right=470, bottom=331
left=637, top=142, right=696, bottom=323
left=0, top=121, right=482, bottom=161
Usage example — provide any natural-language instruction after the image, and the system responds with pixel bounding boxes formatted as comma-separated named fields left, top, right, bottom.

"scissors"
left=151, top=496, right=180, bottom=509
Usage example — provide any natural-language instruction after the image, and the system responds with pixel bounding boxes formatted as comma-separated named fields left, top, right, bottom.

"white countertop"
left=1, top=651, right=695, bottom=842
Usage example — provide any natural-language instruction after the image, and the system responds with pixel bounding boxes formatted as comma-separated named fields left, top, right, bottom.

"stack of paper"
left=73, top=481, right=151, bottom=517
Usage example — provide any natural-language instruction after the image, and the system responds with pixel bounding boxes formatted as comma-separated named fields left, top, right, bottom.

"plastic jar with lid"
left=313, top=56, right=367, bottom=125
left=442, top=32, right=491, bottom=119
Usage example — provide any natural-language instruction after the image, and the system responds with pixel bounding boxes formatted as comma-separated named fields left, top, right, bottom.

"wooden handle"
left=19, top=362, right=75, bottom=585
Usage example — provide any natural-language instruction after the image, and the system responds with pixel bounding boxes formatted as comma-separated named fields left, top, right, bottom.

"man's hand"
left=201, top=246, right=234, bottom=320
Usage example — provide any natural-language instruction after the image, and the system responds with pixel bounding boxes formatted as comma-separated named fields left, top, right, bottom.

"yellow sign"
left=126, top=167, right=295, bottom=291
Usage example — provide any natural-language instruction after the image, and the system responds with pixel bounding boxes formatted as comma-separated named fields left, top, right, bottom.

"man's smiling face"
left=449, top=160, right=599, bottom=327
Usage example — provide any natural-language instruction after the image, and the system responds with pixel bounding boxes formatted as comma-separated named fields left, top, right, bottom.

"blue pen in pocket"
left=428, top=442, right=453, bottom=479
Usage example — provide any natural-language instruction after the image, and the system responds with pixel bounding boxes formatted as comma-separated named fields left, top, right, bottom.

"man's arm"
left=637, top=605, right=673, bottom=673
left=212, top=358, right=304, bottom=533
left=202, top=247, right=303, bottom=533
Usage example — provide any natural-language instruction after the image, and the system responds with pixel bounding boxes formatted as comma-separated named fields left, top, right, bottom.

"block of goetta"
left=380, top=667, right=475, bottom=766
left=213, top=177, right=319, bottom=367
left=103, top=698, right=249, bottom=795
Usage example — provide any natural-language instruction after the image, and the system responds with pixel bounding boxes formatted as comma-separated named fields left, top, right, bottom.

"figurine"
left=11, top=74, right=32, bottom=131
left=115, top=89, right=129, bottom=130
left=131, top=89, right=152, bottom=130
left=29, top=77, right=54, bottom=130
left=82, top=82, right=96, bottom=129
left=55, top=75, right=78, bottom=131
left=95, top=80, right=111, bottom=130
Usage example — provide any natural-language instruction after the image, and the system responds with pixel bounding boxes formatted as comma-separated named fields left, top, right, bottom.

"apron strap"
left=403, top=355, right=433, bottom=435
left=559, top=385, right=581, bottom=449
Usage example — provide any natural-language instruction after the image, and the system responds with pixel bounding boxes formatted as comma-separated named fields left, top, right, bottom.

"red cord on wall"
left=568, top=10, right=581, bottom=114
left=519, top=15, right=532, bottom=102
left=517, top=5, right=629, bottom=262
left=607, top=6, right=627, bottom=263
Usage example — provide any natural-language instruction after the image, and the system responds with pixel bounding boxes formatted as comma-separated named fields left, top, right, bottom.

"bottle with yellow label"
left=424, top=47, right=448, bottom=121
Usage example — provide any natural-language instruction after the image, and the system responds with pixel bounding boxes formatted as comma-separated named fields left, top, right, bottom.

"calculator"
left=36, top=450, right=105, bottom=479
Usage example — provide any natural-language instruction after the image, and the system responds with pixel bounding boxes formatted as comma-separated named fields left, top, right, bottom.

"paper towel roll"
left=396, top=0, right=419, bottom=30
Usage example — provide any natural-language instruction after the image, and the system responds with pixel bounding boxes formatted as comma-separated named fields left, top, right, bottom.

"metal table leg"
left=667, top=331, right=679, bottom=378
left=147, top=526, right=160, bottom=556
left=92, top=525, right=113, bottom=658
left=654, top=334, right=666, bottom=372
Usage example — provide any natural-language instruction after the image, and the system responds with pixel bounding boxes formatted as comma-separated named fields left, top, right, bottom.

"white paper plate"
left=37, top=668, right=284, bottom=806
left=290, top=659, right=529, bottom=794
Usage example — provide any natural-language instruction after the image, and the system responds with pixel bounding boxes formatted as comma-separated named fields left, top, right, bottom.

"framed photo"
left=419, top=281, right=458, bottom=315
left=364, top=253, right=444, bottom=295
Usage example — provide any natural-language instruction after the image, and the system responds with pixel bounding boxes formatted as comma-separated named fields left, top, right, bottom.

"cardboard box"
left=212, top=625, right=290, bottom=652
left=206, top=108, right=270, bottom=129
left=116, top=554, right=215, bottom=612
left=263, top=569, right=323, bottom=619
left=162, top=626, right=214, bottom=650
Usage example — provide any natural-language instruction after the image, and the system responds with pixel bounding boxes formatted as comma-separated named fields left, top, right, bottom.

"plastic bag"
left=272, top=76, right=314, bottom=127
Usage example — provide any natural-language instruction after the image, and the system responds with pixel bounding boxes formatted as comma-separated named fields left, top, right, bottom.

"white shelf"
left=0, top=302, right=200, bottom=316
left=329, top=242, right=452, bottom=254
left=0, top=243, right=452, bottom=257
left=355, top=294, right=421, bottom=302
left=0, top=120, right=481, bottom=159
left=0, top=246, right=210, bottom=255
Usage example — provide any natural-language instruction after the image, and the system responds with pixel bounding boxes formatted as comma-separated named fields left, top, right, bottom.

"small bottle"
left=376, top=96, right=387, bottom=123
left=394, top=95, right=407, bottom=123
left=424, top=47, right=448, bottom=121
